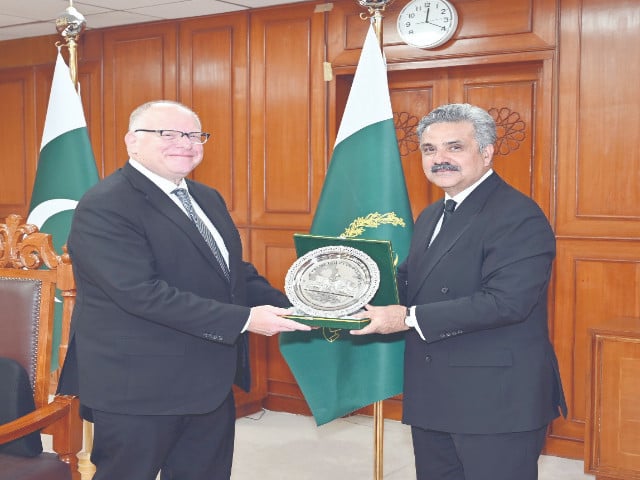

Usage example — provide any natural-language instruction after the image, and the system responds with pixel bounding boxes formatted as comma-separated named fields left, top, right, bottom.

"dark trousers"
left=411, top=424, right=548, bottom=480
left=90, top=392, right=235, bottom=480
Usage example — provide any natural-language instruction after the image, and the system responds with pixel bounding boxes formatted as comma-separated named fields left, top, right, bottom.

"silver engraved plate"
left=285, top=245, right=380, bottom=318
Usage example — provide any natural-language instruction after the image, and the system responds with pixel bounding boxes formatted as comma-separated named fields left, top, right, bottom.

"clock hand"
left=425, top=7, right=430, bottom=23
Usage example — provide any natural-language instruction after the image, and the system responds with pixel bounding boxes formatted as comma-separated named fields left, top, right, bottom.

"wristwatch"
left=404, top=306, right=417, bottom=328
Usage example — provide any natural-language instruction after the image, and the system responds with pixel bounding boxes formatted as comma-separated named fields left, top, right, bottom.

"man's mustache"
left=431, top=163, right=460, bottom=172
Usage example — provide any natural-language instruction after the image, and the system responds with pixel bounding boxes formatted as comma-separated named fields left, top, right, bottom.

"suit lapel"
left=121, top=164, right=230, bottom=283
left=409, top=173, right=502, bottom=301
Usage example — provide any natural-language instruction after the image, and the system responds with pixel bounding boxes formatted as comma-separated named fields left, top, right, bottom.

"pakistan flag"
left=28, top=51, right=99, bottom=369
left=279, top=26, right=414, bottom=425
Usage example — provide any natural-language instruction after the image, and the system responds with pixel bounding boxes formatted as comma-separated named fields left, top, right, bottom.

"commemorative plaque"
left=284, top=234, right=400, bottom=329
left=285, top=245, right=380, bottom=319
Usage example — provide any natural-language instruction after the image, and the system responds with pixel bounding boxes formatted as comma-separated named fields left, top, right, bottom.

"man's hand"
left=350, top=304, right=410, bottom=335
left=247, top=305, right=312, bottom=336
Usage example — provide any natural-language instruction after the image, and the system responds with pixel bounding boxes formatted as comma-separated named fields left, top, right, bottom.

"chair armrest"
left=0, top=395, right=76, bottom=443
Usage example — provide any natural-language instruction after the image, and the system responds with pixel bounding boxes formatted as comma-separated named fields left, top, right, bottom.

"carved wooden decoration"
left=0, top=214, right=62, bottom=270
left=488, top=107, right=527, bottom=156
left=394, top=111, right=421, bottom=157
left=393, top=107, right=527, bottom=158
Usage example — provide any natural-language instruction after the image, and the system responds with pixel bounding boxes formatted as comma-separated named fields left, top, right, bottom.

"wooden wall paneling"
left=548, top=239, right=640, bottom=459
left=547, top=0, right=640, bottom=459
left=249, top=228, right=310, bottom=414
left=249, top=4, right=326, bottom=228
left=0, top=67, right=36, bottom=219
left=0, top=35, right=61, bottom=68
left=77, top=61, right=105, bottom=178
left=179, top=14, right=249, bottom=226
left=327, top=0, right=557, bottom=67
left=102, top=23, right=178, bottom=176
left=585, top=319, right=640, bottom=479
left=451, top=60, right=553, bottom=213
left=556, top=0, right=640, bottom=239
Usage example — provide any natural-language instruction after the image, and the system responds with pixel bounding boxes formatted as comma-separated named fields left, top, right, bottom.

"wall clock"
left=396, top=0, right=459, bottom=49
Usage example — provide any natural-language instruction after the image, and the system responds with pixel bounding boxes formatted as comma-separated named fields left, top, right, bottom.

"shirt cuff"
left=242, top=310, right=252, bottom=333
left=404, top=306, right=426, bottom=341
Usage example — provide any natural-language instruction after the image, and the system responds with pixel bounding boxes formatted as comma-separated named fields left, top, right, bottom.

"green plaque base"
left=284, top=314, right=371, bottom=330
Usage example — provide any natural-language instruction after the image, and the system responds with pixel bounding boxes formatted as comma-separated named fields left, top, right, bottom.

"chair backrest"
left=0, top=214, right=75, bottom=407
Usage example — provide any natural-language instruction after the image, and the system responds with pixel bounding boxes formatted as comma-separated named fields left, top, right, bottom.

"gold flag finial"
left=55, top=1, right=86, bottom=90
left=355, top=0, right=395, bottom=48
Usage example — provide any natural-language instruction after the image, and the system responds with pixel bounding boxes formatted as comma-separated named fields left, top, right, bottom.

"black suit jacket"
left=58, top=163, right=289, bottom=415
left=399, top=172, right=567, bottom=434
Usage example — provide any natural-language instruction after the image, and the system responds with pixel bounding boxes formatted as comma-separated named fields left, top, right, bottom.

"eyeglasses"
left=134, top=129, right=211, bottom=144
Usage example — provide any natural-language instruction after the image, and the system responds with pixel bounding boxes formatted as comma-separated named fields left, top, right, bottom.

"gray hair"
left=128, top=100, right=202, bottom=130
left=416, top=103, right=496, bottom=151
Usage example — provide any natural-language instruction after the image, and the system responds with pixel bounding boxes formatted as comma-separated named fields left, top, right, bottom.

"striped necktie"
left=172, top=188, right=230, bottom=282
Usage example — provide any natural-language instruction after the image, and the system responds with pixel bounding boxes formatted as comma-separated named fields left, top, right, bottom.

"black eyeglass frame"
left=134, top=129, right=211, bottom=144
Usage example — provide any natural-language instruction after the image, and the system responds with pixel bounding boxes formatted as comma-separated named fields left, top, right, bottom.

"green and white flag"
left=28, top=51, right=99, bottom=368
left=279, top=26, right=414, bottom=425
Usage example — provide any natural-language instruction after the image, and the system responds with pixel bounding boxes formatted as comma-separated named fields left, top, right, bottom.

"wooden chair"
left=0, top=214, right=82, bottom=480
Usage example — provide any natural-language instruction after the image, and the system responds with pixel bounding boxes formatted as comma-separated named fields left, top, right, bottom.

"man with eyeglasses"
left=58, top=100, right=310, bottom=480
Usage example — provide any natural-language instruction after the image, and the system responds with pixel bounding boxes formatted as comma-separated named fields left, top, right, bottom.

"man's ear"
left=482, top=144, right=494, bottom=166
left=124, top=131, right=137, bottom=153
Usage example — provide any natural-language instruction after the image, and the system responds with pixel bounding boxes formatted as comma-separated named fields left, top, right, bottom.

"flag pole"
left=354, top=3, right=395, bottom=478
left=54, top=4, right=94, bottom=478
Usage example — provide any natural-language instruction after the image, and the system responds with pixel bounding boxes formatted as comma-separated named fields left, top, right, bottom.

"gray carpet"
left=232, top=410, right=594, bottom=480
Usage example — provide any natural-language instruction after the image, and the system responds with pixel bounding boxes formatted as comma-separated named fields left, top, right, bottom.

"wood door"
left=387, top=61, right=552, bottom=216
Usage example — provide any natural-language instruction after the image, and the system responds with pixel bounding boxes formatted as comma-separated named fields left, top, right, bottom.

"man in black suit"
left=352, top=103, right=566, bottom=480
left=58, top=100, right=310, bottom=480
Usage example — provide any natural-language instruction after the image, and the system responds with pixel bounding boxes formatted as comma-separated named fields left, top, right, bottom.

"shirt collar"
left=445, top=169, right=494, bottom=206
left=129, top=159, right=188, bottom=195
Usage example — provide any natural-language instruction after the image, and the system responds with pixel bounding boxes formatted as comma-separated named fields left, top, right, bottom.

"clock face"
left=397, top=0, right=458, bottom=49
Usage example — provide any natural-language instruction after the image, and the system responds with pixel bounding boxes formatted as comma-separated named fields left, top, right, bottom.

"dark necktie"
left=172, top=188, right=230, bottom=282
left=427, top=199, right=458, bottom=249
left=441, top=199, right=457, bottom=227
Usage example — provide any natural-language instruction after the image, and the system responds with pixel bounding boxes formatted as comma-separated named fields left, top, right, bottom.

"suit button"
left=441, top=287, right=449, bottom=294
left=425, top=355, right=432, bottom=363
